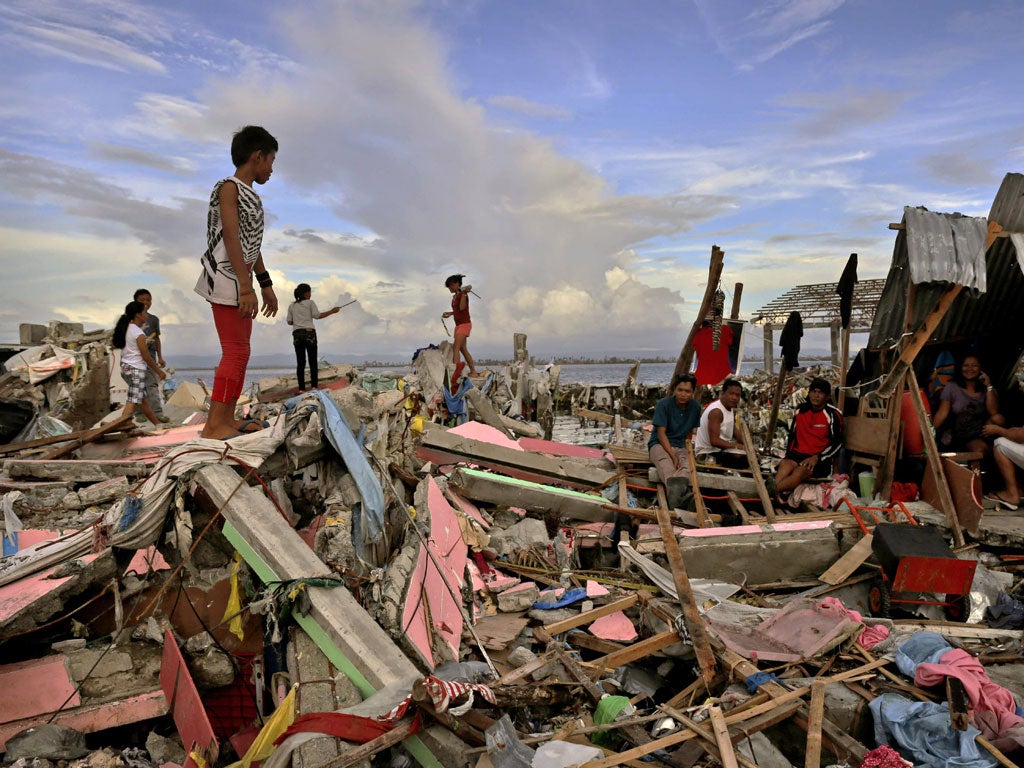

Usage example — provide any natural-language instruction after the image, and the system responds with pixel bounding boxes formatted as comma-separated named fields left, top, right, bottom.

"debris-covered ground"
left=1, top=321, right=1023, bottom=768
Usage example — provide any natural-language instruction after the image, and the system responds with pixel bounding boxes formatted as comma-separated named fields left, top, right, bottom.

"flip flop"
left=985, top=493, right=1018, bottom=511
left=237, top=418, right=270, bottom=434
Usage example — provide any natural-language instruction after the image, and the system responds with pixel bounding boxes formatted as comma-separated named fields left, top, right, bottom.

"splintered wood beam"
left=736, top=417, right=776, bottom=521
left=804, top=681, right=826, bottom=768
left=39, top=414, right=135, bottom=460
left=687, top=440, right=712, bottom=527
left=876, top=284, right=963, bottom=398
left=907, top=367, right=965, bottom=547
left=709, top=706, right=741, bottom=768
left=655, top=505, right=718, bottom=684
left=542, top=594, right=639, bottom=635
left=583, top=630, right=680, bottom=676
left=674, top=245, right=725, bottom=380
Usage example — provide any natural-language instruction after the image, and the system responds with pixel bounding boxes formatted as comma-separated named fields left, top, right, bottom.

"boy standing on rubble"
left=133, top=289, right=170, bottom=424
left=194, top=125, right=279, bottom=440
left=443, top=274, right=479, bottom=379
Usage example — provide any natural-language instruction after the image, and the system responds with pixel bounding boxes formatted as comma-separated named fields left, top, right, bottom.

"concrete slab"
left=0, top=655, right=79, bottom=723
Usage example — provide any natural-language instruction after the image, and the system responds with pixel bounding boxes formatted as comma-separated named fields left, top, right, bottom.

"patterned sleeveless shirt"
left=194, top=176, right=265, bottom=306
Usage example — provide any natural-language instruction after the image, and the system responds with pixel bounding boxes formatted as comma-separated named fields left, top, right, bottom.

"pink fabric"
left=857, top=624, right=890, bottom=650
left=860, top=745, right=912, bottom=768
left=210, top=302, right=252, bottom=402
left=820, top=596, right=889, bottom=649
left=915, top=648, right=1024, bottom=744
left=454, top=322, right=471, bottom=337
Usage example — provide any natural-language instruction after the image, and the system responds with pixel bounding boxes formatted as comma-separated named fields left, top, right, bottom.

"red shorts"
left=454, top=322, right=472, bottom=337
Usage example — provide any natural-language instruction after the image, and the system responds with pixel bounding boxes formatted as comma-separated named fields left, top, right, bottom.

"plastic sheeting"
left=4, top=344, right=78, bottom=385
left=307, top=391, right=385, bottom=542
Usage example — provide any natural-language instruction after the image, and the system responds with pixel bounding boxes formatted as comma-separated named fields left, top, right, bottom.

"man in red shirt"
left=773, top=377, right=843, bottom=498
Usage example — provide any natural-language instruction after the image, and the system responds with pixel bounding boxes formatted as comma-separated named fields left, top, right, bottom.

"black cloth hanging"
left=779, top=311, right=803, bottom=370
left=836, top=253, right=858, bottom=329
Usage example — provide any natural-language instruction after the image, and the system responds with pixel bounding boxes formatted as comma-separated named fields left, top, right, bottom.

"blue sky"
left=1, top=0, right=1022, bottom=363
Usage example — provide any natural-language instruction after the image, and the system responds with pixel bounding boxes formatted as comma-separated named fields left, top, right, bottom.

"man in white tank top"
left=694, top=379, right=747, bottom=468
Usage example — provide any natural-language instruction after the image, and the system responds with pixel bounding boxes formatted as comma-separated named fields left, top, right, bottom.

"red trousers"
left=211, top=303, right=252, bottom=403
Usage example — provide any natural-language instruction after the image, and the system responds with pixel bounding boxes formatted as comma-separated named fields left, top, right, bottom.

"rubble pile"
left=0, top=328, right=1022, bottom=768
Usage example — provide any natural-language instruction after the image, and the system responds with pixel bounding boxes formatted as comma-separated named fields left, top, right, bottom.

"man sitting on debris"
left=694, top=378, right=747, bottom=469
left=772, top=377, right=843, bottom=499
left=648, top=373, right=701, bottom=483
left=981, top=422, right=1024, bottom=510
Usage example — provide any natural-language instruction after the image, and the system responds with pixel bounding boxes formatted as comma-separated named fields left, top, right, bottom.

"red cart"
left=839, top=499, right=976, bottom=621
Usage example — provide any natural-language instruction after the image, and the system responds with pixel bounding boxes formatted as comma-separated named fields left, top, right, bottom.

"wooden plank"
left=687, top=440, right=712, bottom=527
left=572, top=408, right=615, bottom=424
left=543, top=594, right=639, bottom=635
left=818, top=534, right=873, bottom=585
left=726, top=491, right=750, bottom=525
left=655, top=504, right=717, bottom=684
left=41, top=414, right=134, bottom=460
left=876, top=283, right=964, bottom=398
left=891, top=620, right=1023, bottom=640
left=583, top=630, right=679, bottom=674
left=417, top=425, right=614, bottom=489
left=0, top=423, right=135, bottom=455
left=710, top=706, right=740, bottom=768
left=804, top=681, right=826, bottom=768
left=907, top=367, right=965, bottom=547
left=765, top=363, right=789, bottom=457
left=311, top=719, right=417, bottom=768
left=736, top=417, right=776, bottom=522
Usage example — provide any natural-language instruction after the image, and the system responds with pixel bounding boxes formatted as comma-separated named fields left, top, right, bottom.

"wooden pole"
left=804, top=681, right=826, bottom=768
left=686, top=440, right=712, bottom=527
left=736, top=417, right=776, bottom=521
left=654, top=505, right=718, bottom=684
left=673, top=245, right=725, bottom=380
left=906, top=367, right=965, bottom=547
left=838, top=325, right=851, bottom=411
left=730, top=282, right=743, bottom=319
left=764, top=363, right=789, bottom=458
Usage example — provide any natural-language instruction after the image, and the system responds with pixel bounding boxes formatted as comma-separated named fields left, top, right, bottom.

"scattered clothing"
left=985, top=591, right=1024, bottom=629
left=786, top=475, right=855, bottom=509
left=779, top=312, right=803, bottom=370
left=869, top=693, right=996, bottom=768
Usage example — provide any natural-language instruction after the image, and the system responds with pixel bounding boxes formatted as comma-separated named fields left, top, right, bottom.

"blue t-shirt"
left=648, top=396, right=701, bottom=449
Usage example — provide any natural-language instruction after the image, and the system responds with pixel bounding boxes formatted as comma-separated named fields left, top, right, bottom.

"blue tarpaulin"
left=287, top=392, right=386, bottom=543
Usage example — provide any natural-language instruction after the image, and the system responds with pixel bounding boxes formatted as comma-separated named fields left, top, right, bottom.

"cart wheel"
left=944, top=593, right=969, bottom=623
left=869, top=581, right=892, bottom=618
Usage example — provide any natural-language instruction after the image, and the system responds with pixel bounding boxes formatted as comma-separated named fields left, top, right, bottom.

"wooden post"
left=765, top=362, right=789, bottom=455
left=736, top=417, right=776, bottom=521
left=686, top=440, right=712, bottom=528
left=829, top=320, right=841, bottom=369
left=763, top=323, right=774, bottom=373
left=654, top=505, right=718, bottom=684
left=838, top=324, right=851, bottom=411
left=730, top=283, right=743, bottom=319
left=875, top=381, right=903, bottom=501
left=673, top=245, right=725, bottom=380
left=907, top=367, right=965, bottom=547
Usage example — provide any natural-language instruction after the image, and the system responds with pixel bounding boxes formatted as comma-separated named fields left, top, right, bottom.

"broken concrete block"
left=497, top=582, right=540, bottom=613
left=77, top=476, right=130, bottom=508
left=66, top=648, right=134, bottom=680
left=19, top=324, right=47, bottom=345
left=488, top=517, right=550, bottom=558
left=187, top=646, right=236, bottom=689
left=145, top=731, right=186, bottom=766
left=51, top=639, right=87, bottom=653
left=5, top=725, right=88, bottom=761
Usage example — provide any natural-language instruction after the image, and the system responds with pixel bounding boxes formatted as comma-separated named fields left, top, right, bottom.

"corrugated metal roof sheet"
left=903, top=207, right=987, bottom=292
left=866, top=173, right=1024, bottom=389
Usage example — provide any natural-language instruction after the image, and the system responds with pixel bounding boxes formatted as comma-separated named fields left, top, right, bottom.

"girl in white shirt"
left=113, top=301, right=166, bottom=425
